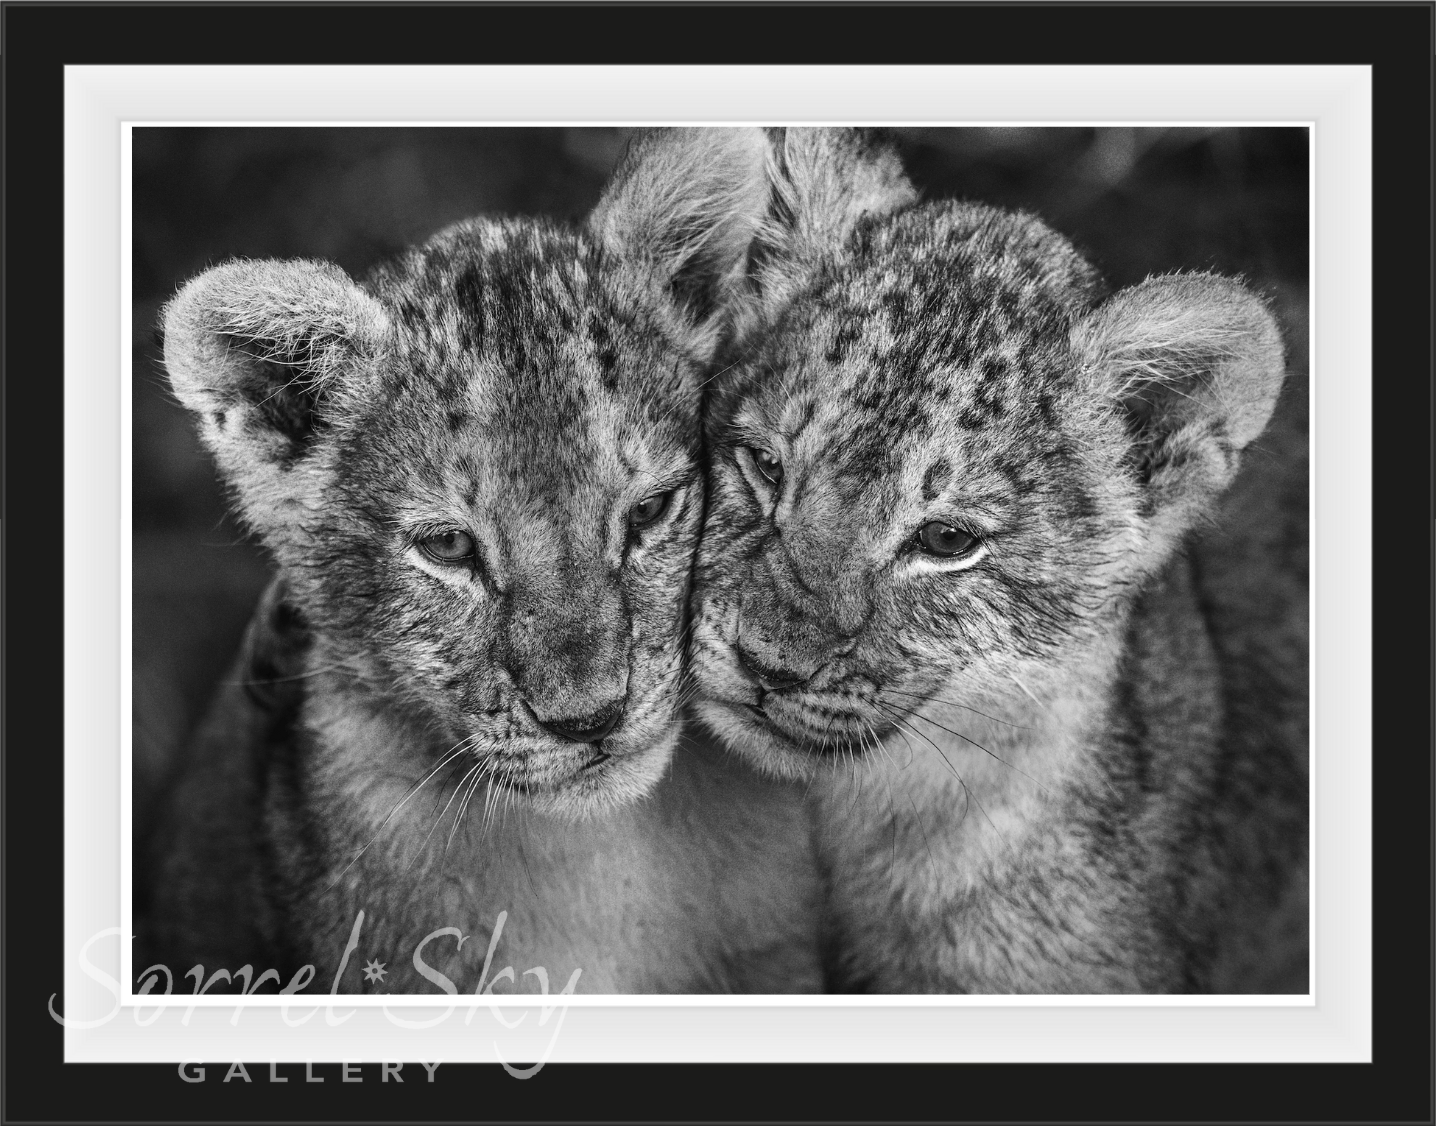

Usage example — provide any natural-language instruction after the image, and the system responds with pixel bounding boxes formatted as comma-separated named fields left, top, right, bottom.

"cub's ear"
left=1074, top=272, right=1285, bottom=540
left=743, top=128, right=918, bottom=322
left=162, top=258, right=389, bottom=535
left=588, top=127, right=772, bottom=362
left=756, top=127, right=917, bottom=258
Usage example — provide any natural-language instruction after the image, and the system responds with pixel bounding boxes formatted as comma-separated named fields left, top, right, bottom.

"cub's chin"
left=511, top=726, right=681, bottom=821
left=693, top=697, right=865, bottom=782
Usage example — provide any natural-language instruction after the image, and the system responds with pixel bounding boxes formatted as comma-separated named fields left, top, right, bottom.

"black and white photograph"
left=130, top=124, right=1311, bottom=997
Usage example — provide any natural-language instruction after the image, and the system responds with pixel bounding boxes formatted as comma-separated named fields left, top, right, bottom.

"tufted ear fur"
left=740, top=127, right=919, bottom=330
left=588, top=127, right=772, bottom=362
left=1074, top=272, right=1286, bottom=550
left=162, top=258, right=389, bottom=539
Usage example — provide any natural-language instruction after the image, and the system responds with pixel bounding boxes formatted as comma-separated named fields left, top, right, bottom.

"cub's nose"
left=531, top=697, right=626, bottom=744
left=733, top=640, right=808, bottom=692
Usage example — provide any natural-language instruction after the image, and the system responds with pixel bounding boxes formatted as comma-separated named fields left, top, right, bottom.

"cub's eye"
left=916, top=522, right=978, bottom=558
left=750, top=448, right=783, bottom=487
left=628, top=491, right=671, bottom=528
left=418, top=529, right=476, bottom=564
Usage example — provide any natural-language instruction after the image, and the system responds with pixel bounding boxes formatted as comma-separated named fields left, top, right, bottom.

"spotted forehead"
left=364, top=224, right=695, bottom=462
left=736, top=222, right=1105, bottom=520
left=340, top=221, right=699, bottom=509
left=755, top=290, right=1071, bottom=485
left=368, top=218, right=696, bottom=439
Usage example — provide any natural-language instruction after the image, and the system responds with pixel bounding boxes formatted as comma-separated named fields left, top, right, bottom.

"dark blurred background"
left=131, top=126, right=1309, bottom=844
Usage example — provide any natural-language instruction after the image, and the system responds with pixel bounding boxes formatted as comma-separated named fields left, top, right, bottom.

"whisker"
left=697, top=340, right=761, bottom=390
left=1009, top=672, right=1047, bottom=710
left=229, top=653, right=374, bottom=688
left=862, top=719, right=904, bottom=896
left=874, top=702, right=1007, bottom=850
left=323, top=737, right=477, bottom=892
left=445, top=761, right=488, bottom=855
left=906, top=792, right=941, bottom=885
left=481, top=775, right=505, bottom=835
left=881, top=687, right=1030, bottom=730
left=407, top=760, right=484, bottom=873
left=884, top=702, right=1053, bottom=798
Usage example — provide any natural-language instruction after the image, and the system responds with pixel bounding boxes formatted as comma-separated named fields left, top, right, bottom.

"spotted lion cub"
left=694, top=129, right=1307, bottom=993
left=146, top=129, right=822, bottom=994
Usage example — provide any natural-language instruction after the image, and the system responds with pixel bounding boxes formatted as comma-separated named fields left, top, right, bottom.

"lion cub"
left=145, top=129, right=821, bottom=994
left=693, top=129, right=1307, bottom=993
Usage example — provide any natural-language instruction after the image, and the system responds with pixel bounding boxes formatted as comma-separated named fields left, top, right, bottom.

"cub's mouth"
left=475, top=721, right=680, bottom=817
left=486, top=741, right=613, bottom=794
left=464, top=669, right=685, bottom=806
left=471, top=733, right=632, bottom=803
left=752, top=694, right=876, bottom=752
left=694, top=689, right=884, bottom=779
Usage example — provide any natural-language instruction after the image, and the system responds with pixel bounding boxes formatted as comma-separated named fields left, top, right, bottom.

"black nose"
left=733, top=641, right=807, bottom=692
left=532, top=698, right=626, bottom=744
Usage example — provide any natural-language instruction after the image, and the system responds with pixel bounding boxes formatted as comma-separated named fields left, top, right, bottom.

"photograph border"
left=119, top=115, right=1317, bottom=1013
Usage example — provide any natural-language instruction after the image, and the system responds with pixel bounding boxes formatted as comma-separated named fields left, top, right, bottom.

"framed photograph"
left=5, top=3, right=1429, bottom=1123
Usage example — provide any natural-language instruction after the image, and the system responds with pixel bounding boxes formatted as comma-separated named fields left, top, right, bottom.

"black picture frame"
left=3, top=4, right=1430, bottom=1124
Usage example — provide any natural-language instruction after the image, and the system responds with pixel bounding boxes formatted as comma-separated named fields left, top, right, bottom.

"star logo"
left=362, top=958, right=387, bottom=984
